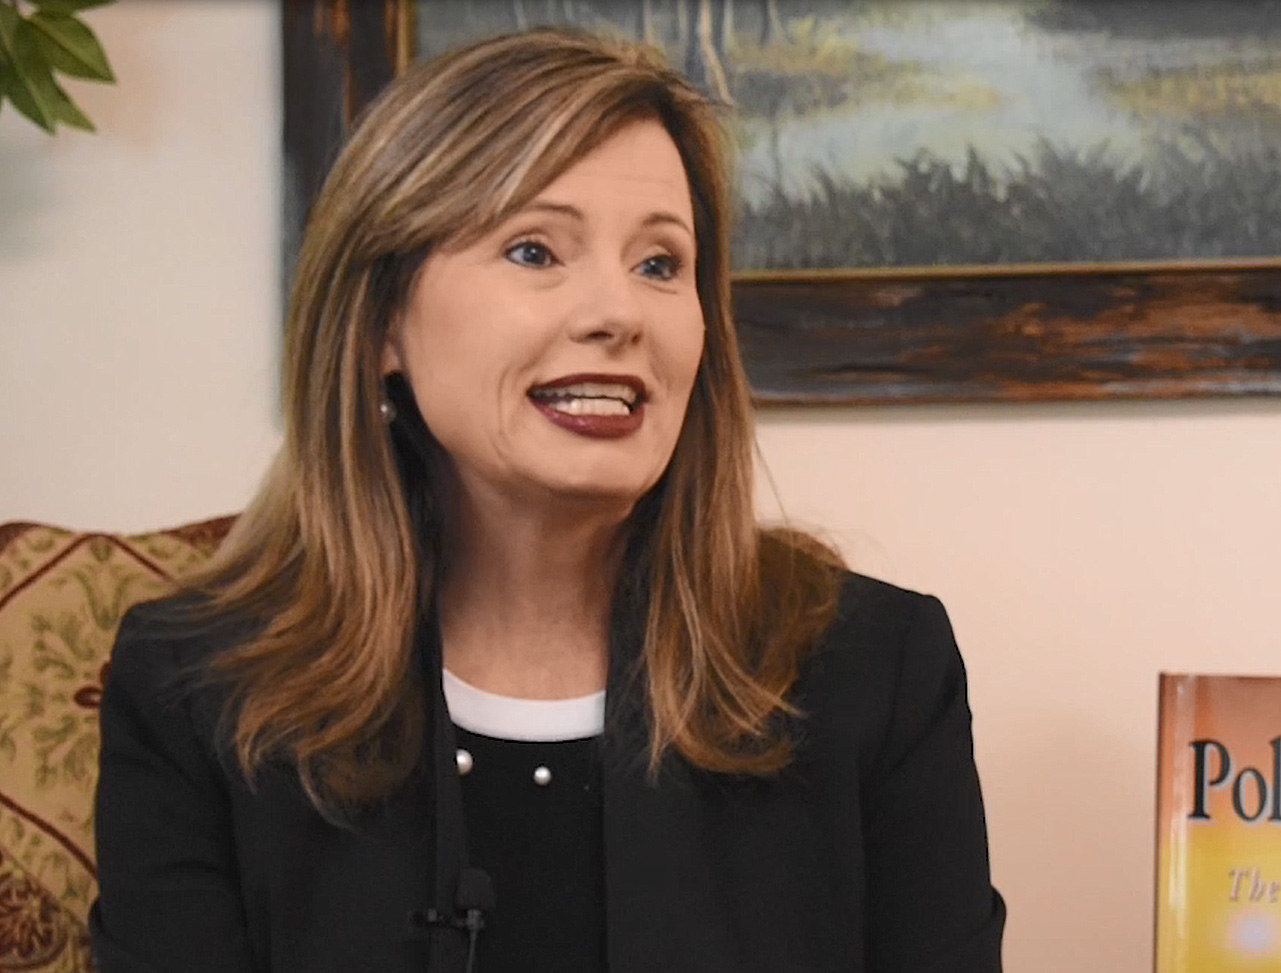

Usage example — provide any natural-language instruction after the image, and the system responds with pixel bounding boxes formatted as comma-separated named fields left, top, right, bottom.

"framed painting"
left=283, top=0, right=1281, bottom=404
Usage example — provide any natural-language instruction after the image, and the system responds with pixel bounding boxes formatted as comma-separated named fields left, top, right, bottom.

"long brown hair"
left=189, top=28, right=841, bottom=814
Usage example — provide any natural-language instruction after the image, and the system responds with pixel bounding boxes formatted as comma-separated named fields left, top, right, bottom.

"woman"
left=91, top=28, right=1005, bottom=973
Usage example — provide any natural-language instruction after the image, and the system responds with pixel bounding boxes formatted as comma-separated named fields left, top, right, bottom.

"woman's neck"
left=436, top=486, right=629, bottom=700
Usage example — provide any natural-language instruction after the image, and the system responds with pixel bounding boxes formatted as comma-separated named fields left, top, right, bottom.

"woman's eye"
left=505, top=240, right=555, bottom=268
left=638, top=253, right=682, bottom=281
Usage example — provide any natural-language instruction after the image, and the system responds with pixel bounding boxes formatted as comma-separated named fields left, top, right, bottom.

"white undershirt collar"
left=442, top=668, right=606, bottom=742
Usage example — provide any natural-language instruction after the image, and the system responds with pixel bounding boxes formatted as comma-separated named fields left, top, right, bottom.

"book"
left=1155, top=673, right=1281, bottom=972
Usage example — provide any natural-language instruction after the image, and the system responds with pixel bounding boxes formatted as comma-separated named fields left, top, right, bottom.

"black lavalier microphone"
left=407, top=867, right=495, bottom=973
left=455, top=867, right=496, bottom=973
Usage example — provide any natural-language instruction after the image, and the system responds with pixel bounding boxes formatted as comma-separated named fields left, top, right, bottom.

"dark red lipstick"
left=527, top=373, right=647, bottom=439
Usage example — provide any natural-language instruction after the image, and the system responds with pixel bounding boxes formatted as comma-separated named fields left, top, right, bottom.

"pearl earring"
left=379, top=397, right=397, bottom=424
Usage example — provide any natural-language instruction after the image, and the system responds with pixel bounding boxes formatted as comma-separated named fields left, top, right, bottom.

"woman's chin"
left=547, top=478, right=649, bottom=509
left=521, top=468, right=659, bottom=513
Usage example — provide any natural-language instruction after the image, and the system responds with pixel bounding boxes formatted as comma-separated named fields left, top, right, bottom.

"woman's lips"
left=529, top=397, right=644, bottom=438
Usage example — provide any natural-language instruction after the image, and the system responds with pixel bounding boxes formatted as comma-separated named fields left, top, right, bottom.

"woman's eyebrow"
left=518, top=200, right=583, bottom=222
left=516, top=200, right=694, bottom=239
left=641, top=212, right=694, bottom=239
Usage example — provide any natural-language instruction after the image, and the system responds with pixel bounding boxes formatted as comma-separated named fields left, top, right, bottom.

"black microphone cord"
left=419, top=610, right=497, bottom=972
left=456, top=867, right=495, bottom=973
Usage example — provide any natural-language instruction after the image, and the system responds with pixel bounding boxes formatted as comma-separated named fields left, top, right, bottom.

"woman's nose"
left=567, top=263, right=645, bottom=347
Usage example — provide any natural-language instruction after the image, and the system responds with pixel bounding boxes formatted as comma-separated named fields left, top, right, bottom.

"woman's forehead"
left=521, top=122, right=694, bottom=224
left=444, top=117, right=697, bottom=249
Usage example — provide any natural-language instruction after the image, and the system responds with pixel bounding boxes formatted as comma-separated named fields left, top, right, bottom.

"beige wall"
left=3, top=3, right=1280, bottom=971
left=0, top=0, right=281, bottom=531
left=756, top=402, right=1281, bottom=972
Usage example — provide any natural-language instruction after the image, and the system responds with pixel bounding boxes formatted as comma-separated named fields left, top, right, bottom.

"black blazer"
left=91, top=572, right=1004, bottom=972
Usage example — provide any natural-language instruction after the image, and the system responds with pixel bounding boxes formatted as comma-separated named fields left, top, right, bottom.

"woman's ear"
left=381, top=320, right=404, bottom=376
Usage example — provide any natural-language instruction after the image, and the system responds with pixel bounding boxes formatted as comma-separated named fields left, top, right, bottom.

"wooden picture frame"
left=282, top=0, right=1281, bottom=405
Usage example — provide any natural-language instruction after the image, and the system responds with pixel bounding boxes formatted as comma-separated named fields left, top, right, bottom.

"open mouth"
left=527, top=381, right=643, bottom=417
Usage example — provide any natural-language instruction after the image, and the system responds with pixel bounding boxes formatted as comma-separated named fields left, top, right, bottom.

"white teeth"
left=532, top=381, right=639, bottom=406
left=548, top=397, right=631, bottom=417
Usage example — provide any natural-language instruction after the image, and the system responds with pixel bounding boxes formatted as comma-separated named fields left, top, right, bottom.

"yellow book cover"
left=1155, top=674, right=1281, bottom=972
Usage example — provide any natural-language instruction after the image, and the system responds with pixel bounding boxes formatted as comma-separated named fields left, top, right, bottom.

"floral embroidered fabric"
left=0, top=517, right=233, bottom=972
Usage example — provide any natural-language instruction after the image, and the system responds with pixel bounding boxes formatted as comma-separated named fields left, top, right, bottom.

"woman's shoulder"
left=106, top=591, right=256, bottom=718
left=827, top=569, right=950, bottom=639
left=801, top=570, right=964, bottom=703
left=794, top=571, right=973, bottom=776
left=115, top=591, right=257, bottom=659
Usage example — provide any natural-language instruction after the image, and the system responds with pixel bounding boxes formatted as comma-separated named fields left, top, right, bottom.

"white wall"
left=3, top=3, right=1281, bottom=971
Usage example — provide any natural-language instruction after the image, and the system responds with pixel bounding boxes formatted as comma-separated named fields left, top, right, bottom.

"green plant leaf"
left=4, top=20, right=59, bottom=132
left=49, top=76, right=92, bottom=130
left=0, top=10, right=12, bottom=122
left=0, top=3, right=19, bottom=52
left=1, top=66, right=56, bottom=133
left=30, top=0, right=115, bottom=13
left=29, top=11, right=114, bottom=82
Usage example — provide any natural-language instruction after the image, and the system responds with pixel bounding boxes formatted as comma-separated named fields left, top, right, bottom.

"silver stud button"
left=533, top=765, right=552, bottom=786
left=456, top=748, right=473, bottom=776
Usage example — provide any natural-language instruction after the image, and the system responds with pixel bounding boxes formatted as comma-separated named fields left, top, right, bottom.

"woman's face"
left=383, top=119, right=706, bottom=514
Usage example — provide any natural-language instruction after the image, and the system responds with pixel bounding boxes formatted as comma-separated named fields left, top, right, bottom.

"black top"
left=453, top=729, right=605, bottom=973
left=91, top=572, right=1005, bottom=972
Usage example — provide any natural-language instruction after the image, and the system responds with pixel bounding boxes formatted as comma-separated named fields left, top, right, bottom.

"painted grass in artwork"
left=733, top=115, right=1281, bottom=270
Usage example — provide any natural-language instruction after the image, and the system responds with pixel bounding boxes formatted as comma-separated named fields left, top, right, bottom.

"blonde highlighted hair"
left=189, top=28, right=841, bottom=814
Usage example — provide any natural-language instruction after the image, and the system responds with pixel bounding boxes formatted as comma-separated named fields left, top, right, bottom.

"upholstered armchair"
left=0, top=516, right=234, bottom=972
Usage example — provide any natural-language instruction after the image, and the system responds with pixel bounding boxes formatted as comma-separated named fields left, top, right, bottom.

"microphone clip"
left=405, top=867, right=494, bottom=972
left=406, top=905, right=485, bottom=935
